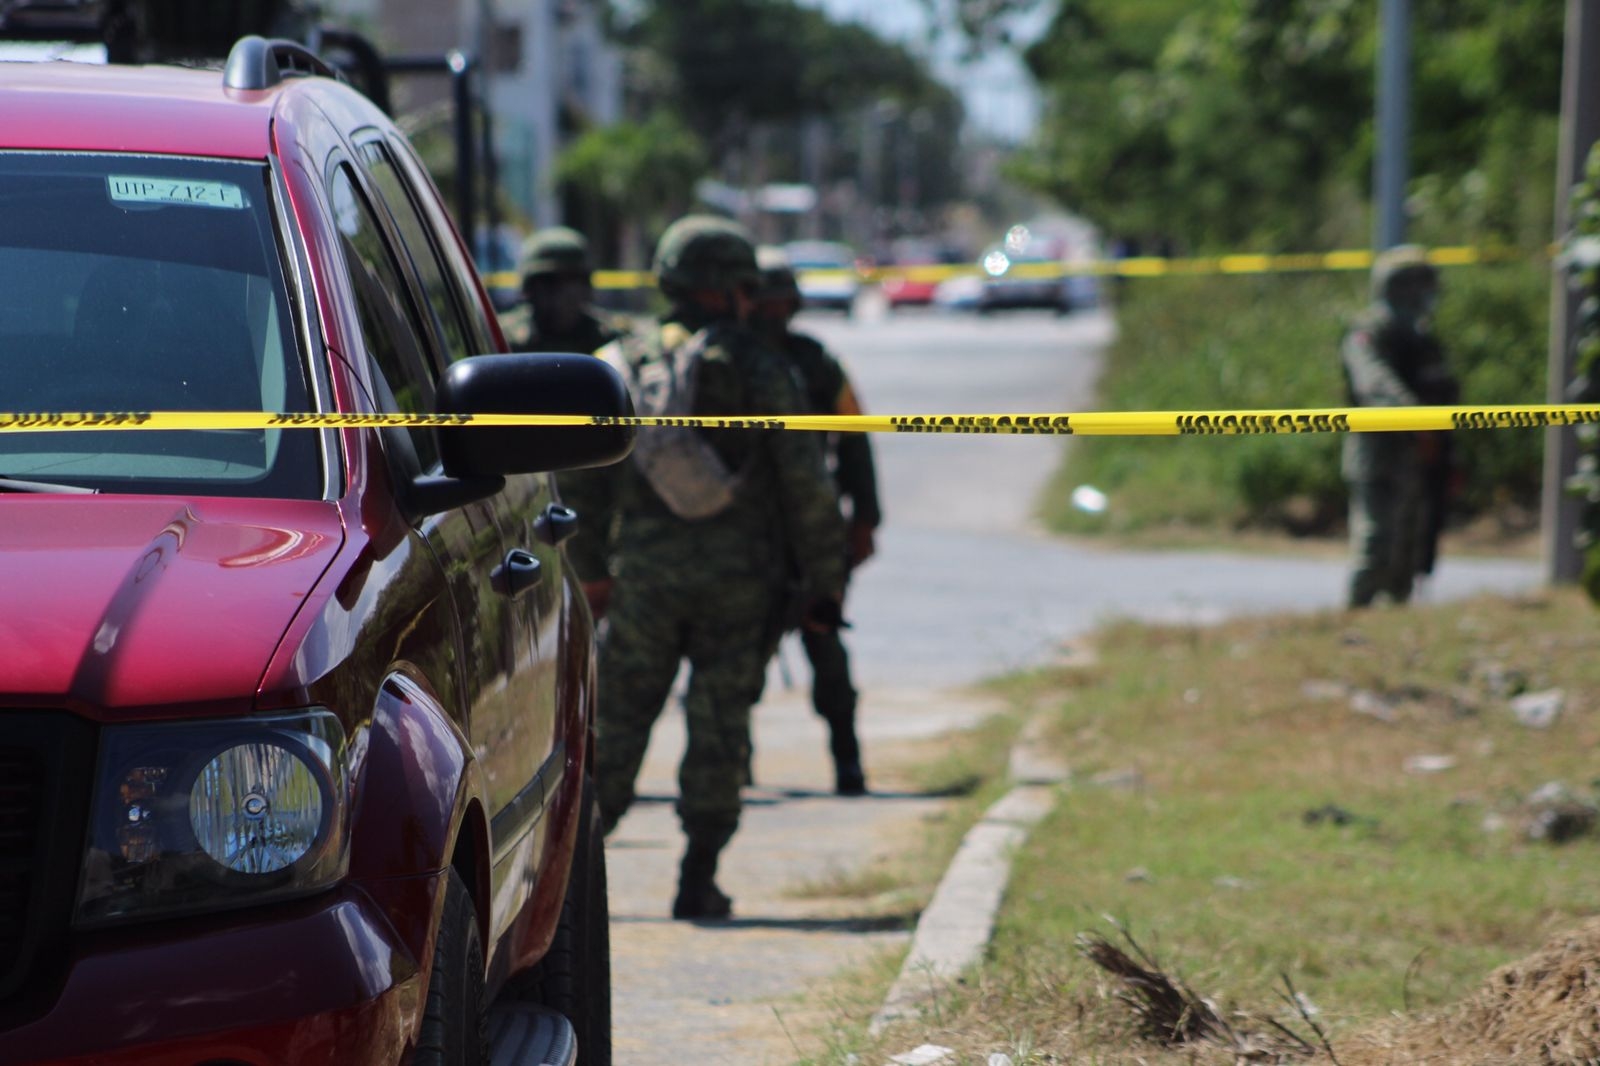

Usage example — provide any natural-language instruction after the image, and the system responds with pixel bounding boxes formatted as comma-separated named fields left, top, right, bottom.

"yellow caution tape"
left=481, top=245, right=1527, bottom=292
left=2, top=405, right=1595, bottom=436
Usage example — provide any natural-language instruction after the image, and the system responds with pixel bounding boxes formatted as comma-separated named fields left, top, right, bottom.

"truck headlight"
left=75, top=710, right=349, bottom=927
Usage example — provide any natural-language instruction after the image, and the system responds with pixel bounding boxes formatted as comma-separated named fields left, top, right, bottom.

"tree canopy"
left=571, top=0, right=966, bottom=255
left=614, top=0, right=959, bottom=157
left=1010, top=0, right=1564, bottom=252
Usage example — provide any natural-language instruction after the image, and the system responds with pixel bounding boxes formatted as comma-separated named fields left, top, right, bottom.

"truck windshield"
left=0, top=152, right=320, bottom=498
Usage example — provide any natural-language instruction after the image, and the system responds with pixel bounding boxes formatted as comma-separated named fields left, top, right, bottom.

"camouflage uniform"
left=1341, top=246, right=1458, bottom=608
left=496, top=226, right=619, bottom=354
left=498, top=302, right=617, bottom=355
left=754, top=248, right=881, bottom=794
left=560, top=218, right=845, bottom=919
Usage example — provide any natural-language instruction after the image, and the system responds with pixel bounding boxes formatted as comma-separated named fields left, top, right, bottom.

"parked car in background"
left=0, top=35, right=629, bottom=1066
left=975, top=238, right=1073, bottom=315
left=932, top=273, right=984, bottom=312
left=881, top=238, right=955, bottom=310
left=475, top=222, right=529, bottom=312
left=783, top=239, right=863, bottom=314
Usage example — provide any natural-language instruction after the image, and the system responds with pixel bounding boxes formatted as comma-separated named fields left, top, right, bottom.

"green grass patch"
left=845, top=590, right=1600, bottom=1064
left=787, top=702, right=1029, bottom=1063
left=905, top=702, right=1023, bottom=801
left=1046, top=262, right=1549, bottom=538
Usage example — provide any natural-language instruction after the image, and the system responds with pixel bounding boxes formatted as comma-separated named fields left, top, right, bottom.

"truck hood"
left=0, top=496, right=344, bottom=713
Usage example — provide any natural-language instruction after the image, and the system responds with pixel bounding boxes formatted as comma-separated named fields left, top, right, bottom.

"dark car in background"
left=0, top=36, right=629, bottom=1066
left=974, top=240, right=1073, bottom=315
left=476, top=222, right=530, bottom=312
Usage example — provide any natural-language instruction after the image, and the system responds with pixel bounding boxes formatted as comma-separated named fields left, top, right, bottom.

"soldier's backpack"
left=598, top=323, right=751, bottom=520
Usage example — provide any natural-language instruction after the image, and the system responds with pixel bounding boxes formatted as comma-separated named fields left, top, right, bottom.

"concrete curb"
left=869, top=715, right=1070, bottom=1035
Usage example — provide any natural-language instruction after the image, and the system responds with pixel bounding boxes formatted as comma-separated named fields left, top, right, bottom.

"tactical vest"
left=598, top=324, right=752, bottom=520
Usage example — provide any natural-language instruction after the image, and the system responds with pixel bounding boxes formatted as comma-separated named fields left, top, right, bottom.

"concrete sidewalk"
left=607, top=681, right=1005, bottom=1066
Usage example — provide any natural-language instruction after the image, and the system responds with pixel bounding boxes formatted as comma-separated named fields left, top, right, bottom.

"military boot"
left=828, top=719, right=866, bottom=796
left=672, top=837, right=733, bottom=920
left=834, top=759, right=867, bottom=797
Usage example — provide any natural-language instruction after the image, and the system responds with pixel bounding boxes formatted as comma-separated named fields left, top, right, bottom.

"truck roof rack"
left=222, top=34, right=343, bottom=91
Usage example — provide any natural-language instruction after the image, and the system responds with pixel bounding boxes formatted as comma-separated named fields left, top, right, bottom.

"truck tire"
left=415, top=867, right=488, bottom=1066
left=535, top=782, right=612, bottom=1064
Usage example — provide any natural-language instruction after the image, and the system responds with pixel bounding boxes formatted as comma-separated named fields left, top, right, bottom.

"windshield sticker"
left=108, top=176, right=245, bottom=210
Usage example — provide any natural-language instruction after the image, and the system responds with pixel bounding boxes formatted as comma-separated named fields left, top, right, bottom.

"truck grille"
left=0, top=748, right=38, bottom=963
left=0, top=714, right=96, bottom=1013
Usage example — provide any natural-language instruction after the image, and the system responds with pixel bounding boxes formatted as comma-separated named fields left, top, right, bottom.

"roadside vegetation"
left=811, top=589, right=1600, bottom=1064
left=1006, top=0, right=1562, bottom=545
left=1044, top=260, right=1549, bottom=541
left=779, top=707, right=1024, bottom=1063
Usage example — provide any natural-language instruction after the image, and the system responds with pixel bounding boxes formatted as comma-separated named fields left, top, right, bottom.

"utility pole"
left=1373, top=0, right=1411, bottom=250
left=1543, top=0, right=1600, bottom=584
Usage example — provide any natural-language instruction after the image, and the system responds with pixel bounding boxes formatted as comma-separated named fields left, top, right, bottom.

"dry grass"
left=1330, top=917, right=1600, bottom=1065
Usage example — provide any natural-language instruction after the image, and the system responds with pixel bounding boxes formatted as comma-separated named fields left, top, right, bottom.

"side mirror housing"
left=436, top=352, right=635, bottom=478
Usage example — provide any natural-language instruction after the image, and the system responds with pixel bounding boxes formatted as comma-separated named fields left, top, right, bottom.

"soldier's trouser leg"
left=594, top=586, right=684, bottom=836
left=1348, top=477, right=1404, bottom=608
left=1388, top=483, right=1425, bottom=604
left=800, top=627, right=859, bottom=770
left=676, top=599, right=773, bottom=854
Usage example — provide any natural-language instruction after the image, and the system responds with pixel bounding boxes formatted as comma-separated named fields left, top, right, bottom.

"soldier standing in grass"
left=750, top=246, right=881, bottom=796
left=1341, top=245, right=1459, bottom=608
left=498, top=225, right=618, bottom=354
left=559, top=216, right=846, bottom=919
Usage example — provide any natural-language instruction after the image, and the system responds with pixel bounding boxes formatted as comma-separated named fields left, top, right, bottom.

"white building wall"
left=315, top=0, right=623, bottom=229
left=493, top=0, right=562, bottom=228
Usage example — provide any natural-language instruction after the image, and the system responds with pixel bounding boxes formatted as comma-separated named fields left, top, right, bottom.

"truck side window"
left=360, top=139, right=478, bottom=363
left=384, top=133, right=499, bottom=355
left=328, top=163, right=440, bottom=473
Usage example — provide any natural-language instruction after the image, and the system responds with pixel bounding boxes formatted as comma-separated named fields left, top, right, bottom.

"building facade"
left=321, top=0, right=622, bottom=231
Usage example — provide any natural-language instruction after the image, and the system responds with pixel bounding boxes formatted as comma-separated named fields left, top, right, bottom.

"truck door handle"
left=536, top=502, right=580, bottom=547
left=491, top=549, right=542, bottom=598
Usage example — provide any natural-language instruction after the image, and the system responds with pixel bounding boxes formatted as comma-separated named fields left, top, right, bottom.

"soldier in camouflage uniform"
left=751, top=247, right=880, bottom=796
left=497, top=226, right=618, bottom=354
left=560, top=217, right=846, bottom=919
left=1341, top=245, right=1459, bottom=608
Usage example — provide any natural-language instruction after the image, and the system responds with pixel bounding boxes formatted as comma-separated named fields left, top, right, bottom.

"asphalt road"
left=604, top=305, right=1543, bottom=1065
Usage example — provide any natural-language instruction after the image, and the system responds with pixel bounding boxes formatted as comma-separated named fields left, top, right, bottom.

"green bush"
left=1044, top=261, right=1548, bottom=537
left=1437, top=260, right=1551, bottom=517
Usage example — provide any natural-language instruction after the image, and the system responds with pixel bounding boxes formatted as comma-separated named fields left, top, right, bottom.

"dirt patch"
left=1331, top=918, right=1600, bottom=1065
left=1074, top=918, right=1600, bottom=1066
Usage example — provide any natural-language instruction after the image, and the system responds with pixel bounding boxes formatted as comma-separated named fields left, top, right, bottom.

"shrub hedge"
left=1043, top=261, right=1549, bottom=536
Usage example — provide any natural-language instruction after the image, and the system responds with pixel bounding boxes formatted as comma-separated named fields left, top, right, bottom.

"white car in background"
left=784, top=239, right=863, bottom=314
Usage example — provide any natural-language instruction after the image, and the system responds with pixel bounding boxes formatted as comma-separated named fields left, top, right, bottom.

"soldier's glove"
left=583, top=579, right=614, bottom=622
left=802, top=596, right=850, bottom=633
left=1416, top=431, right=1444, bottom=466
left=847, top=521, right=876, bottom=569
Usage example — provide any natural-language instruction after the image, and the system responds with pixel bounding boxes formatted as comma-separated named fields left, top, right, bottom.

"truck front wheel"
left=415, top=868, right=488, bottom=1066
left=534, top=782, right=612, bottom=1064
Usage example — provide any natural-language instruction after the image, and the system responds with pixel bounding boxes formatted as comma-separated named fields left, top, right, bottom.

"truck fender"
left=347, top=672, right=490, bottom=964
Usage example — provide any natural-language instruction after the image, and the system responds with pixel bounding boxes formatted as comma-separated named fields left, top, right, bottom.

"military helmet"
left=653, top=215, right=760, bottom=297
left=1371, top=244, right=1438, bottom=303
left=755, top=245, right=801, bottom=301
left=519, top=226, right=591, bottom=279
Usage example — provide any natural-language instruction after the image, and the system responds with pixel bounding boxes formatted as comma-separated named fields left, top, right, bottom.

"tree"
left=1012, top=0, right=1563, bottom=252
left=553, top=114, right=707, bottom=267
left=599, top=0, right=967, bottom=239
left=616, top=0, right=958, bottom=156
left=916, top=0, right=1048, bottom=58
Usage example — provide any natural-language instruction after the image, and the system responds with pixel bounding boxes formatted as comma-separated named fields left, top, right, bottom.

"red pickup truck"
left=0, top=37, right=628, bottom=1066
